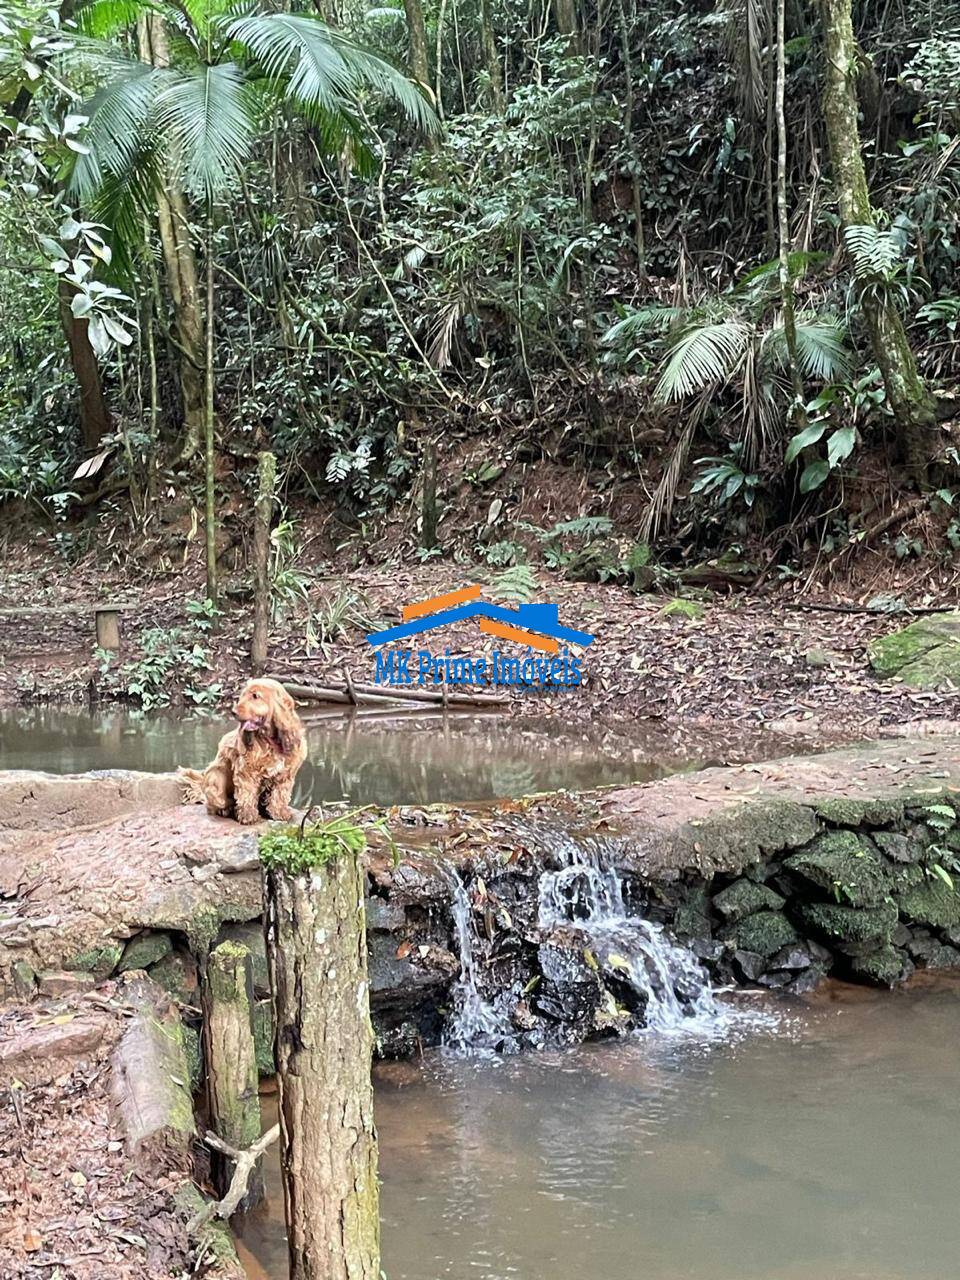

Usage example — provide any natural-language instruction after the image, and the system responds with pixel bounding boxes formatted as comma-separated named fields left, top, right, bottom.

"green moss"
left=796, top=899, right=898, bottom=945
left=65, top=944, right=122, bottom=979
left=849, top=945, right=910, bottom=987
left=784, top=832, right=887, bottom=907
left=173, top=1183, right=242, bottom=1272
left=179, top=1022, right=202, bottom=1091
left=259, top=816, right=367, bottom=875
left=253, top=999, right=276, bottom=1076
left=814, top=796, right=905, bottom=826
left=149, top=951, right=198, bottom=1003
left=712, top=879, right=785, bottom=923
left=119, top=931, right=173, bottom=973
left=659, top=598, right=705, bottom=621
left=896, top=877, right=960, bottom=929
left=12, top=959, right=36, bottom=999
left=724, top=911, right=798, bottom=957
left=868, top=613, right=960, bottom=687
left=873, top=831, right=924, bottom=864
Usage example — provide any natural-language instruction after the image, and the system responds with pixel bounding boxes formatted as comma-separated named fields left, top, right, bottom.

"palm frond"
left=154, top=61, right=258, bottom=200
left=225, top=12, right=437, bottom=134
left=602, top=305, right=682, bottom=346
left=655, top=319, right=751, bottom=401
left=74, top=0, right=148, bottom=37
left=763, top=313, right=851, bottom=381
left=68, top=61, right=162, bottom=205
left=717, top=0, right=766, bottom=118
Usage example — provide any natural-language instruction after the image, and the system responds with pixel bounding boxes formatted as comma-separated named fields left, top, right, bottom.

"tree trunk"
left=402, top=0, right=430, bottom=88
left=263, top=853, right=380, bottom=1280
left=57, top=278, right=111, bottom=449
left=479, top=0, right=504, bottom=113
left=818, top=0, right=937, bottom=484
left=775, top=0, right=803, bottom=410
left=251, top=450, right=276, bottom=674
left=421, top=441, right=438, bottom=550
left=202, top=942, right=264, bottom=1211
left=552, top=0, right=579, bottom=50
left=138, top=15, right=205, bottom=460
left=204, top=210, right=218, bottom=606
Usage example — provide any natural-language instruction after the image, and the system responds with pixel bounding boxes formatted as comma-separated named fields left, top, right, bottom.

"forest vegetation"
left=1, top=0, right=959, bottom=594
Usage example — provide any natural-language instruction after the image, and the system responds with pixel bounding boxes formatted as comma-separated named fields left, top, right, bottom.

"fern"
left=655, top=319, right=751, bottom=401
left=491, top=564, right=538, bottom=604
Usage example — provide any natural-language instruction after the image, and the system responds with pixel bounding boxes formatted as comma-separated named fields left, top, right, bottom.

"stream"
left=6, top=706, right=959, bottom=1279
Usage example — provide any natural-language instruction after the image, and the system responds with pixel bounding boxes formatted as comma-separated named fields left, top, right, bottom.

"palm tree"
left=602, top=257, right=851, bottom=537
left=69, top=0, right=437, bottom=602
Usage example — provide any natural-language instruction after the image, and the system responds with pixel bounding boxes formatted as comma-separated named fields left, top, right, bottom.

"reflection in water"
left=0, top=704, right=728, bottom=805
left=238, top=978, right=960, bottom=1280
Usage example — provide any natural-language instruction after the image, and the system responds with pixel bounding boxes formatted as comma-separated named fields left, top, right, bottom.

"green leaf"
left=654, top=319, right=750, bottom=402
left=784, top=420, right=828, bottom=465
left=827, top=426, right=856, bottom=468
left=799, top=460, right=830, bottom=492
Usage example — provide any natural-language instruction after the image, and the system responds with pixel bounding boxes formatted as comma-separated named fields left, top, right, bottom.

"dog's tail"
left=178, top=766, right=206, bottom=806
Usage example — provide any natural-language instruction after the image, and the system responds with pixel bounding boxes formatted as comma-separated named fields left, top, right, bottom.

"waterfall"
left=443, top=868, right=516, bottom=1054
left=537, top=837, right=727, bottom=1035
left=443, top=833, right=761, bottom=1054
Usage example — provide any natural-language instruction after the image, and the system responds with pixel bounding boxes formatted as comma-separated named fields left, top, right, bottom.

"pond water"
left=238, top=977, right=960, bottom=1280
left=5, top=705, right=947, bottom=1280
left=0, top=704, right=737, bottom=805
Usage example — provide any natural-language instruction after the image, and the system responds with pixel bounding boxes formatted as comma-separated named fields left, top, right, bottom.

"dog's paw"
left=236, top=807, right=260, bottom=825
left=267, top=804, right=294, bottom=821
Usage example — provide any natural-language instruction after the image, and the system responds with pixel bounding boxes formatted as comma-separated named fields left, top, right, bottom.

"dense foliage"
left=1, top=0, right=958, bottom=573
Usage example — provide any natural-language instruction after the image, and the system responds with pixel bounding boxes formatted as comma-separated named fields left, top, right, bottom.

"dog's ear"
left=277, top=728, right=300, bottom=757
left=267, top=682, right=301, bottom=756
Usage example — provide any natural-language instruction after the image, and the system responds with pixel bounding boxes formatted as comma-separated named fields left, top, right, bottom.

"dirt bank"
left=3, top=546, right=960, bottom=742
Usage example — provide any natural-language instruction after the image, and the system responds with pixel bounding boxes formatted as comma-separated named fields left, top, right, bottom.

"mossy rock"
left=659, top=598, right=705, bottom=622
left=919, top=943, right=960, bottom=970
left=849, top=945, right=913, bottom=987
left=253, top=999, right=276, bottom=1076
left=868, top=612, right=960, bottom=688
left=896, top=877, right=960, bottom=930
left=712, top=878, right=785, bottom=923
left=873, top=831, right=924, bottom=864
left=795, top=899, right=898, bottom=946
left=784, top=832, right=888, bottom=907
left=65, top=944, right=122, bottom=979
left=180, top=1022, right=202, bottom=1090
left=723, top=911, right=797, bottom=958
left=149, top=950, right=199, bottom=1003
left=219, top=922, right=268, bottom=994
left=119, top=931, right=173, bottom=974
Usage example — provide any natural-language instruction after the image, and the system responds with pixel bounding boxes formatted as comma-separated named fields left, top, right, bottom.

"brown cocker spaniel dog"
left=180, top=678, right=307, bottom=825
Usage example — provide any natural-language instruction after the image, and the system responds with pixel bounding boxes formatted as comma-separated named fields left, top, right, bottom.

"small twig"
left=189, top=1124, right=281, bottom=1231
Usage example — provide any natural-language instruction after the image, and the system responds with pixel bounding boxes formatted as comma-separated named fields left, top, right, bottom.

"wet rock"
left=784, top=831, right=887, bottom=907
left=795, top=900, right=898, bottom=947
left=896, top=878, right=960, bottom=930
left=690, top=937, right=724, bottom=963
left=849, top=946, right=913, bottom=987
left=919, top=943, right=960, bottom=969
left=712, top=878, right=785, bottom=923
left=723, top=911, right=797, bottom=958
left=873, top=831, right=922, bottom=864
left=533, top=938, right=602, bottom=1029
left=757, top=970, right=792, bottom=989
left=510, top=999, right=540, bottom=1031
left=806, top=939, right=834, bottom=965
left=119, top=931, right=173, bottom=974
left=673, top=885, right=712, bottom=940
left=868, top=612, right=960, bottom=688
left=366, top=897, right=408, bottom=932
left=891, top=922, right=914, bottom=947
left=786, top=962, right=828, bottom=995
left=906, top=929, right=938, bottom=960
left=732, top=950, right=767, bottom=982
left=769, top=944, right=813, bottom=971
left=37, top=969, right=97, bottom=996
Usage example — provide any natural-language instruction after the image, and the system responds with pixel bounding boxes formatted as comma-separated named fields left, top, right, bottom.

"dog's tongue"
left=242, top=719, right=261, bottom=732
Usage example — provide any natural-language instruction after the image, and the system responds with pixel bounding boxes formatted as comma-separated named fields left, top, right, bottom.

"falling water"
left=443, top=867, right=516, bottom=1053
left=537, top=836, right=731, bottom=1036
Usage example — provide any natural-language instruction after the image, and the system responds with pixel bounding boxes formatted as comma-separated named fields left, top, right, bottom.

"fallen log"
left=283, top=679, right=509, bottom=707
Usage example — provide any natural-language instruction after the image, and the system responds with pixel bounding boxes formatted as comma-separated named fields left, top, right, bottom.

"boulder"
left=784, top=831, right=887, bottom=907
left=119, top=931, right=173, bottom=974
left=712, top=878, right=785, bottom=923
left=868, top=613, right=960, bottom=688
left=849, top=945, right=913, bottom=987
left=896, top=877, right=960, bottom=930
left=795, top=899, right=898, bottom=946
left=723, top=910, right=797, bottom=957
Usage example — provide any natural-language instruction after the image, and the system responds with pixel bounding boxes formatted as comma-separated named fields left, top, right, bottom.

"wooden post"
left=251, top=450, right=276, bottom=675
left=95, top=606, right=121, bottom=652
left=202, top=942, right=264, bottom=1211
left=421, top=441, right=438, bottom=551
left=262, top=842, right=379, bottom=1280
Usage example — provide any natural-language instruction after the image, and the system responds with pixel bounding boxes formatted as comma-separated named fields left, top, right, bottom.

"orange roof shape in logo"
left=366, top=587, right=593, bottom=652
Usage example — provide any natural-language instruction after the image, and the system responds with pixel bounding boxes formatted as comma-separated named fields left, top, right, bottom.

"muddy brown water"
left=236, top=978, right=960, bottom=1280
left=5, top=708, right=955, bottom=1279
